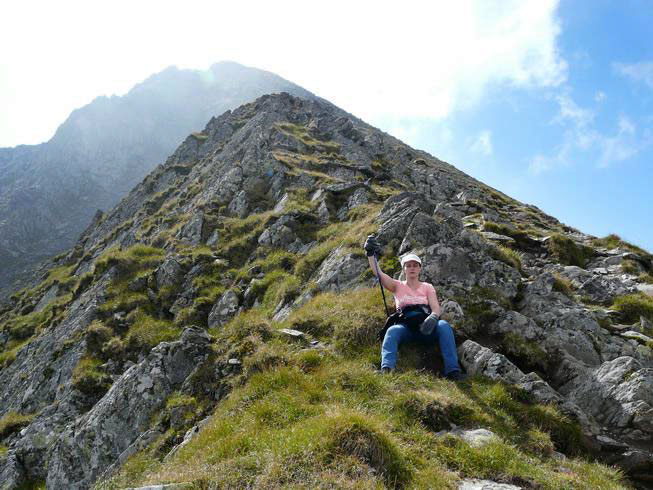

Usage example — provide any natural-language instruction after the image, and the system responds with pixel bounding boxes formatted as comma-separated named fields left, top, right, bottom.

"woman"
left=364, top=236, right=466, bottom=380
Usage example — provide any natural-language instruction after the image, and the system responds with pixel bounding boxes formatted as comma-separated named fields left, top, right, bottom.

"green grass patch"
left=102, top=350, right=624, bottom=490
left=283, top=288, right=386, bottom=352
left=612, top=293, right=653, bottom=323
left=275, top=122, right=341, bottom=155
left=488, top=244, right=522, bottom=272
left=0, top=339, right=31, bottom=369
left=547, top=234, right=594, bottom=268
left=639, top=272, right=653, bottom=284
left=482, top=222, right=535, bottom=251
left=71, top=356, right=112, bottom=397
left=592, top=233, right=651, bottom=258
left=0, top=411, right=35, bottom=439
left=125, top=311, right=179, bottom=351
left=552, top=273, right=575, bottom=298
left=500, top=332, right=549, bottom=371
left=94, top=245, right=164, bottom=278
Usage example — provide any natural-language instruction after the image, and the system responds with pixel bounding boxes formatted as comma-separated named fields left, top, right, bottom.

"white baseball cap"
left=400, top=253, right=422, bottom=267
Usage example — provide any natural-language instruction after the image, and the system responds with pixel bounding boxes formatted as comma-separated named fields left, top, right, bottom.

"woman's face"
left=403, top=260, right=421, bottom=279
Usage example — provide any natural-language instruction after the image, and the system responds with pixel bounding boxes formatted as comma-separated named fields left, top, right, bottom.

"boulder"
left=562, top=357, right=653, bottom=439
left=46, top=328, right=212, bottom=489
left=176, top=212, right=204, bottom=245
left=208, top=290, right=240, bottom=328
left=155, top=258, right=185, bottom=290
left=227, top=190, right=249, bottom=218
left=33, top=285, right=59, bottom=313
left=458, top=480, right=522, bottom=490
left=314, top=247, right=367, bottom=292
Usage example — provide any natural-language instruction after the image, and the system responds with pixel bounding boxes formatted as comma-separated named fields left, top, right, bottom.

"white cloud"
left=594, top=91, right=606, bottom=102
left=470, top=130, right=493, bottom=155
left=529, top=133, right=573, bottom=174
left=554, top=93, right=594, bottom=127
left=614, top=61, right=653, bottom=89
left=531, top=96, right=648, bottom=173
left=597, top=116, right=640, bottom=167
left=0, top=0, right=566, bottom=147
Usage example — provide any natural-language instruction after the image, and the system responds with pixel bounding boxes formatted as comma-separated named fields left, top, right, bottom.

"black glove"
left=364, top=235, right=381, bottom=257
left=420, top=313, right=440, bottom=335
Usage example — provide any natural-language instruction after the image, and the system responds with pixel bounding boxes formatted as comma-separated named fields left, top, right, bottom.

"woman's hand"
left=364, top=235, right=381, bottom=257
left=420, top=313, right=440, bottom=335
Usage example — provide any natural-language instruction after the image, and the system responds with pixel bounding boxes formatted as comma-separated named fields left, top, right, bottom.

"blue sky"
left=1, top=1, right=651, bottom=251
left=381, top=1, right=653, bottom=251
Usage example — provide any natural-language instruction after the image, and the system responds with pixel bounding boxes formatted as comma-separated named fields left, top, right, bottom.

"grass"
left=592, top=234, right=651, bottom=257
left=71, top=356, right=112, bottom=397
left=500, top=332, right=549, bottom=372
left=612, top=293, right=653, bottom=324
left=100, top=323, right=626, bottom=489
left=94, top=245, right=164, bottom=278
left=274, top=122, right=341, bottom=155
left=488, top=244, right=522, bottom=272
left=125, top=311, right=179, bottom=351
left=483, top=221, right=535, bottom=250
left=0, top=411, right=36, bottom=439
left=621, top=259, right=640, bottom=275
left=552, top=273, right=575, bottom=298
left=548, top=234, right=594, bottom=268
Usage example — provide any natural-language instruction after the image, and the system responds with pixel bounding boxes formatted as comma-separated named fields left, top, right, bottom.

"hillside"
left=0, top=62, right=315, bottom=300
left=0, top=93, right=652, bottom=489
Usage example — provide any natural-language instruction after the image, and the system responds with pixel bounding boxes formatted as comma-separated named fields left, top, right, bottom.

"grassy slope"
left=98, top=289, right=629, bottom=490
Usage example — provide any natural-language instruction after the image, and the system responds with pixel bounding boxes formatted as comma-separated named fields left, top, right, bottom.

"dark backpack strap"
left=378, top=311, right=402, bottom=340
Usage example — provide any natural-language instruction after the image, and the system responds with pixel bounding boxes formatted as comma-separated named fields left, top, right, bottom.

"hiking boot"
left=445, top=370, right=468, bottom=382
left=380, top=367, right=394, bottom=374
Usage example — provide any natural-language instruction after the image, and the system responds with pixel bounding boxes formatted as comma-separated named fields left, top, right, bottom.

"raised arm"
left=368, top=255, right=399, bottom=293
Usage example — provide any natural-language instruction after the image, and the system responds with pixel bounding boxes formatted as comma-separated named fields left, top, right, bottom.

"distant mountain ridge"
left=0, top=61, right=316, bottom=299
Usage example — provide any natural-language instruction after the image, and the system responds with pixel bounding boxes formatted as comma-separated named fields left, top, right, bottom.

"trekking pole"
left=372, top=253, right=390, bottom=317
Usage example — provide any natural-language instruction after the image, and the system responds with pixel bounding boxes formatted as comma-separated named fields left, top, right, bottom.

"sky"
left=1, top=0, right=651, bottom=251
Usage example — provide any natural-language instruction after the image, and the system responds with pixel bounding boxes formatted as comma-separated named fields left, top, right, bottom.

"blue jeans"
left=381, top=320, right=461, bottom=375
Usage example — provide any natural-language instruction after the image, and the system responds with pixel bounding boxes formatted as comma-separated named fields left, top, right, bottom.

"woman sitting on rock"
left=364, top=236, right=466, bottom=380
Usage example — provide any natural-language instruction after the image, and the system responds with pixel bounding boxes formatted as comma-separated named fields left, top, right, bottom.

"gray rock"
left=440, top=300, right=464, bottom=327
left=258, top=215, right=298, bottom=249
left=273, top=193, right=289, bottom=213
left=317, top=200, right=330, bottom=224
left=578, top=274, right=635, bottom=304
left=279, top=328, right=304, bottom=338
left=347, top=187, right=368, bottom=209
left=480, top=231, right=515, bottom=244
left=33, top=285, right=59, bottom=313
left=227, top=190, right=250, bottom=218
left=458, top=340, right=525, bottom=384
left=314, top=247, right=367, bottom=292
left=620, top=331, right=653, bottom=344
left=636, top=283, right=653, bottom=297
left=176, top=212, right=204, bottom=245
left=0, top=452, right=27, bottom=490
left=444, top=428, right=499, bottom=448
left=208, top=289, right=240, bottom=328
left=489, top=311, right=543, bottom=341
left=46, top=328, right=212, bottom=489
left=562, top=357, right=653, bottom=438
left=458, top=480, right=522, bottom=490
left=155, top=258, right=185, bottom=289
left=206, top=229, right=220, bottom=247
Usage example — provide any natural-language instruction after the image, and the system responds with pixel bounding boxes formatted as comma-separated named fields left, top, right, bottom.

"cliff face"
left=0, top=93, right=652, bottom=489
left=0, top=62, right=316, bottom=299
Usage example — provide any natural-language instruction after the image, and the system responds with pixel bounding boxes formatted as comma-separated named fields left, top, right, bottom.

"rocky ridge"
left=0, top=61, right=316, bottom=299
left=0, top=92, right=652, bottom=488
